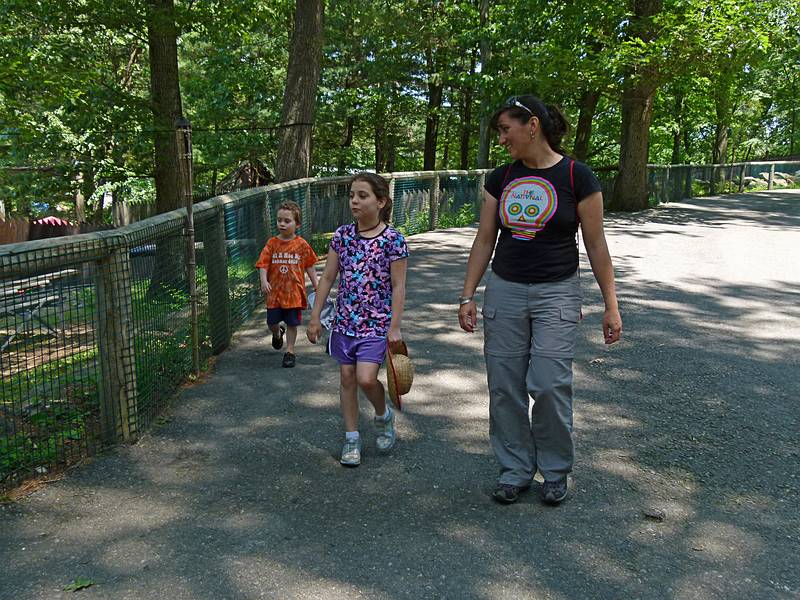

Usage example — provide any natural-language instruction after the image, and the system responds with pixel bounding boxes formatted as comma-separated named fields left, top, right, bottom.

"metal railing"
left=1, top=160, right=798, bottom=490
left=0, top=170, right=486, bottom=490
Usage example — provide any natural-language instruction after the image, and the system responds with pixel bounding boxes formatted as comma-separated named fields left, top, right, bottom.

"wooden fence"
left=0, top=218, right=111, bottom=245
left=0, top=218, right=30, bottom=245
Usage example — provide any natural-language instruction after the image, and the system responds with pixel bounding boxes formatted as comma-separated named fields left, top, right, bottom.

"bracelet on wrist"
left=458, top=295, right=474, bottom=305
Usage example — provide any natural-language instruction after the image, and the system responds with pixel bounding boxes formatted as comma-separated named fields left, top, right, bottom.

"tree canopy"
left=1, top=0, right=797, bottom=217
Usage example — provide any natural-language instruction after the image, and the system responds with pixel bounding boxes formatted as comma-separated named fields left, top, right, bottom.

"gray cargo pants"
left=482, top=272, right=581, bottom=486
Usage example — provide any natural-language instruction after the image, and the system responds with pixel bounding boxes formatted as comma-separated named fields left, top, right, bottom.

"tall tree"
left=476, top=0, right=492, bottom=168
left=275, top=0, right=324, bottom=182
left=147, top=0, right=184, bottom=214
left=146, top=0, right=187, bottom=293
left=611, top=0, right=664, bottom=211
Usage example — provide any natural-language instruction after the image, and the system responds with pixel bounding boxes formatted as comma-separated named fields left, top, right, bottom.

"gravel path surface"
left=1, top=190, right=798, bottom=600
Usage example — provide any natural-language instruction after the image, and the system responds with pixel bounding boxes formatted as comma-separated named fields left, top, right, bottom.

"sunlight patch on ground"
left=477, top=575, right=566, bottom=600
left=684, top=522, right=764, bottom=565
left=579, top=403, right=642, bottom=430
left=563, top=541, right=638, bottom=584
left=227, top=557, right=392, bottom=600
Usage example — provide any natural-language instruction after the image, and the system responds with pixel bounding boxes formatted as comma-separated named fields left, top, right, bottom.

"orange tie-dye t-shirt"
left=254, top=236, right=318, bottom=309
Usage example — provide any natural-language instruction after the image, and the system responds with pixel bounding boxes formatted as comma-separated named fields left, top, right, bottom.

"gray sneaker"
left=340, top=437, right=361, bottom=467
left=541, top=477, right=568, bottom=504
left=374, top=408, right=396, bottom=452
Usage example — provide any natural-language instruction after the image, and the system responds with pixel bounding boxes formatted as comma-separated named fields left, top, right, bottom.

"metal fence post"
left=768, top=164, right=775, bottom=190
left=96, top=243, right=138, bottom=443
left=710, top=165, right=717, bottom=195
left=685, top=165, right=693, bottom=198
left=304, top=183, right=312, bottom=237
left=429, top=173, right=440, bottom=230
left=206, top=204, right=231, bottom=354
left=738, top=163, right=746, bottom=193
left=175, top=118, right=200, bottom=377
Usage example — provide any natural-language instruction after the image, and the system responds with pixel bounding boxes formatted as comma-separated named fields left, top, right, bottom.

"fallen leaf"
left=64, top=578, right=94, bottom=592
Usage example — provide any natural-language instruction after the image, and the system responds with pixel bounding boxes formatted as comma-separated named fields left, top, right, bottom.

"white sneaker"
left=340, top=437, right=361, bottom=467
left=374, top=408, right=396, bottom=452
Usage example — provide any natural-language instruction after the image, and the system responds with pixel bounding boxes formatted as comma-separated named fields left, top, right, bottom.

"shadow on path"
left=0, top=191, right=798, bottom=600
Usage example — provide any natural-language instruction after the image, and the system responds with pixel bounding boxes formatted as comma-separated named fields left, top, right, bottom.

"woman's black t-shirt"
left=484, top=156, right=601, bottom=283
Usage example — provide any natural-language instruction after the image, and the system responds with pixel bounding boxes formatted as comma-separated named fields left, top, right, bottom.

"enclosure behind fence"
left=1, top=161, right=798, bottom=490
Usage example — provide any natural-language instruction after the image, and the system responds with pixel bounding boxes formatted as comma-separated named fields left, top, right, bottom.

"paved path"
left=1, top=191, right=798, bottom=600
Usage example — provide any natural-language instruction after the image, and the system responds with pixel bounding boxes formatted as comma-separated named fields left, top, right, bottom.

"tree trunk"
left=386, top=134, right=397, bottom=173
left=476, top=0, right=492, bottom=168
left=460, top=53, right=476, bottom=170
left=611, top=0, right=662, bottom=212
left=572, top=90, right=600, bottom=161
left=75, top=171, right=91, bottom=222
left=613, top=83, right=656, bottom=211
left=275, top=0, right=324, bottom=183
left=671, top=91, right=684, bottom=164
left=423, top=46, right=444, bottom=172
left=791, top=75, right=797, bottom=156
left=712, top=123, right=729, bottom=165
left=375, top=119, right=386, bottom=172
left=337, top=116, right=354, bottom=175
left=441, top=114, right=451, bottom=168
left=147, top=0, right=185, bottom=295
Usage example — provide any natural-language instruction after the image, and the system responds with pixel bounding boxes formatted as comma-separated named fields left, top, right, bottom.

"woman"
left=458, top=95, right=622, bottom=505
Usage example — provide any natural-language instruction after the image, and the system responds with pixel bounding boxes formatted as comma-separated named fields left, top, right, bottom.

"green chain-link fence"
left=2, top=162, right=798, bottom=490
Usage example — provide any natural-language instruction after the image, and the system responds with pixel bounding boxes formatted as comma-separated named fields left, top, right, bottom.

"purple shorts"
left=328, top=331, right=387, bottom=365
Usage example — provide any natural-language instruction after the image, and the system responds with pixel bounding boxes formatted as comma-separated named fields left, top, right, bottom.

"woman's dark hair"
left=351, top=172, right=393, bottom=223
left=489, top=95, right=570, bottom=154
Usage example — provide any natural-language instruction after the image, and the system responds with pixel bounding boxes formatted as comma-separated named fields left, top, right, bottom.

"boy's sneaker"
left=340, top=437, right=361, bottom=467
left=271, top=325, right=285, bottom=350
left=492, top=482, right=530, bottom=504
left=282, top=352, right=296, bottom=368
left=374, top=408, right=396, bottom=452
left=540, top=477, right=568, bottom=505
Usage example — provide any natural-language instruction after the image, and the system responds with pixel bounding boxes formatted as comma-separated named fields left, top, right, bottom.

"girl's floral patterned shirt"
left=330, top=223, right=409, bottom=338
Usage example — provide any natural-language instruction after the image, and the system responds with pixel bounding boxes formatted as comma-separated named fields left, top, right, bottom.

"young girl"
left=307, top=173, right=408, bottom=467
left=255, top=200, right=319, bottom=368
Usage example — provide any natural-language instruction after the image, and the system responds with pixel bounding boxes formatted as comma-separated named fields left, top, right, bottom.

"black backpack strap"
left=571, top=158, right=585, bottom=320
left=500, top=162, right=514, bottom=190
left=571, top=159, right=578, bottom=224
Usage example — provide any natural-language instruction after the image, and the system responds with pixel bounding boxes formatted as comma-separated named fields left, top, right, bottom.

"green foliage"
left=1, top=0, right=799, bottom=220
left=398, top=209, right=431, bottom=236
left=437, top=202, right=478, bottom=229
left=310, top=233, right=333, bottom=257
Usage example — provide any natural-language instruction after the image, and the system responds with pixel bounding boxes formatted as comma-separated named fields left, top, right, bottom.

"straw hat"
left=386, top=341, right=413, bottom=410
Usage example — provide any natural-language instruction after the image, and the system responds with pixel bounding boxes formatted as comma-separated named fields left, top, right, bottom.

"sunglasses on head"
left=504, top=96, right=533, bottom=115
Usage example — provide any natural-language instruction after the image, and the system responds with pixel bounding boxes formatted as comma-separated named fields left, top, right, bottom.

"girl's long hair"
left=351, top=172, right=393, bottom=223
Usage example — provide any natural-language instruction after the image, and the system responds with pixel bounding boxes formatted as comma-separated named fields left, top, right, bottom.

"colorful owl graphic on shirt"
left=499, top=176, right=558, bottom=240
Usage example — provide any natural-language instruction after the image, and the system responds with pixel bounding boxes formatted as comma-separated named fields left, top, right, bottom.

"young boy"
left=255, top=201, right=319, bottom=368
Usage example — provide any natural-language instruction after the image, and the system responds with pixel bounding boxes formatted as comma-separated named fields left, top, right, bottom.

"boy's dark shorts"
left=267, top=307, right=302, bottom=327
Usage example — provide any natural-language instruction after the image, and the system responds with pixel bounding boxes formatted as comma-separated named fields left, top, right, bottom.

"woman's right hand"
left=306, top=318, right=322, bottom=344
left=458, top=300, right=477, bottom=333
left=261, top=281, right=271, bottom=295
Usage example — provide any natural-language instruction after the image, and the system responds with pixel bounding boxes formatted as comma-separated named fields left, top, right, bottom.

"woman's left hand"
left=387, top=326, right=403, bottom=344
left=603, top=308, right=622, bottom=344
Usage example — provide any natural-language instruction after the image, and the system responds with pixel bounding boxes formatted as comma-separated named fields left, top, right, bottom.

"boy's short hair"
left=276, top=201, right=302, bottom=226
